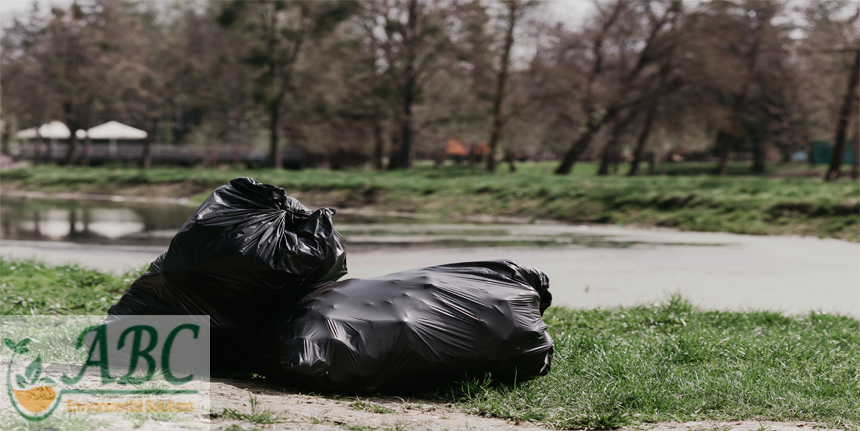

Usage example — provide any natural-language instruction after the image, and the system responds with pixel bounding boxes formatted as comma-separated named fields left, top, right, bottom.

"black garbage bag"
left=258, top=260, right=553, bottom=393
left=108, top=177, right=347, bottom=370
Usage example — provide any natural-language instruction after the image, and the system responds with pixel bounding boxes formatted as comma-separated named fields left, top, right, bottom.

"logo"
left=2, top=316, right=210, bottom=424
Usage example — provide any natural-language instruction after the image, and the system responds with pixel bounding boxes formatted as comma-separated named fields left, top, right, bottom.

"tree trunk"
left=81, top=136, right=92, bottom=167
left=66, top=132, right=80, bottom=166
left=388, top=0, right=419, bottom=170
left=142, top=139, right=152, bottom=170
left=751, top=139, right=766, bottom=173
left=597, top=136, right=618, bottom=176
left=851, top=108, right=859, bottom=180
left=647, top=152, right=656, bottom=175
left=33, top=139, right=43, bottom=166
left=628, top=98, right=658, bottom=176
left=388, top=114, right=413, bottom=170
left=46, top=139, right=54, bottom=161
left=555, top=106, right=618, bottom=175
left=825, top=49, right=860, bottom=181
left=486, top=1, right=518, bottom=173
left=372, top=120, right=385, bottom=171
left=599, top=109, right=638, bottom=176
left=0, top=120, right=10, bottom=156
left=269, top=105, right=282, bottom=170
left=718, top=9, right=768, bottom=176
left=505, top=151, right=516, bottom=172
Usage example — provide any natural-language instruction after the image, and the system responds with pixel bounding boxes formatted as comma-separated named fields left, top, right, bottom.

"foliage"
left=3, top=0, right=856, bottom=174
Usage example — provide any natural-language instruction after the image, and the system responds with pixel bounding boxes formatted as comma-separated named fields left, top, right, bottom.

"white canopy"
left=38, top=121, right=72, bottom=139
left=86, top=121, right=147, bottom=139
left=14, top=121, right=86, bottom=139
left=15, top=127, right=38, bottom=139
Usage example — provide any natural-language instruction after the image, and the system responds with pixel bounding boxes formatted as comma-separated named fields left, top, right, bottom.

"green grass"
left=438, top=295, right=860, bottom=429
left=1, top=260, right=858, bottom=429
left=0, top=258, right=141, bottom=315
left=2, top=162, right=858, bottom=240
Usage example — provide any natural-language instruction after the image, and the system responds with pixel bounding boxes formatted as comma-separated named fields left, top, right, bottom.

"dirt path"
left=205, top=377, right=841, bottom=431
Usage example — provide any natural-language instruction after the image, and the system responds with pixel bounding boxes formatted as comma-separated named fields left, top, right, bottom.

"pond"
left=0, top=196, right=680, bottom=249
left=1, top=195, right=857, bottom=317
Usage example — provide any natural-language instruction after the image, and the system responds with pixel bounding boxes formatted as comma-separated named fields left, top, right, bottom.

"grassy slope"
left=1, top=163, right=858, bottom=241
left=2, top=258, right=858, bottom=429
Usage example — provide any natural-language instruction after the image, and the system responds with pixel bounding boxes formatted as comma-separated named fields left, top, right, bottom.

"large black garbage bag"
left=108, top=177, right=347, bottom=369
left=258, top=260, right=553, bottom=393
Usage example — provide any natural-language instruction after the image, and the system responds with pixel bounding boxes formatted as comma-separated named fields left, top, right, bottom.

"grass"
left=1, top=162, right=858, bottom=241
left=350, top=399, right=395, bottom=414
left=1, top=259, right=858, bottom=429
left=437, top=294, right=860, bottom=429
left=0, top=258, right=141, bottom=315
left=218, top=392, right=280, bottom=425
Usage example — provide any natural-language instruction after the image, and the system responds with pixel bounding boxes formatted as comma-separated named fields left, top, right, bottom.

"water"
left=0, top=196, right=192, bottom=247
left=0, top=196, right=697, bottom=249
left=2, top=196, right=857, bottom=316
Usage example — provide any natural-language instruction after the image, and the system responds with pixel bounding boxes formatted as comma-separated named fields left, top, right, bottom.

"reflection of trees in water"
left=0, top=199, right=194, bottom=245
left=66, top=208, right=91, bottom=239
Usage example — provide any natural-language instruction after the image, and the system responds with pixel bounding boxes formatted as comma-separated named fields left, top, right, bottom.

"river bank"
left=1, top=164, right=858, bottom=241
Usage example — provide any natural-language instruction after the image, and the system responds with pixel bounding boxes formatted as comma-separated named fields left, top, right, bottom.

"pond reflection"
left=0, top=197, right=194, bottom=246
left=1, top=196, right=715, bottom=249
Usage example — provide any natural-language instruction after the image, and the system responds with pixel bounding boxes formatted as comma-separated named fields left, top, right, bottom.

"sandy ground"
left=1, top=365, right=847, bottom=431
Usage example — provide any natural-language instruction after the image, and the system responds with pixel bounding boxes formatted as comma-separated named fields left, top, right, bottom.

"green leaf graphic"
left=26, top=356, right=42, bottom=383
left=15, top=374, right=27, bottom=390
left=14, top=338, right=31, bottom=354
left=39, top=377, right=56, bottom=385
left=3, top=338, right=15, bottom=351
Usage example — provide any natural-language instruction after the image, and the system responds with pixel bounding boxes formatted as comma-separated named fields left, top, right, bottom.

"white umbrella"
left=86, top=121, right=147, bottom=139
left=37, top=121, right=71, bottom=139
left=15, top=122, right=87, bottom=139
left=87, top=121, right=147, bottom=155
left=15, top=127, right=39, bottom=139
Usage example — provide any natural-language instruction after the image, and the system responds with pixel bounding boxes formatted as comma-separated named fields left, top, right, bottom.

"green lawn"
left=2, top=258, right=858, bottom=429
left=1, top=163, right=858, bottom=241
left=444, top=297, right=859, bottom=429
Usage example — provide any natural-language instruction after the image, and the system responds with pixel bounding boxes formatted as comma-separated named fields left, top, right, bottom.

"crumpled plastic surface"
left=257, top=259, right=553, bottom=393
left=108, top=177, right=348, bottom=331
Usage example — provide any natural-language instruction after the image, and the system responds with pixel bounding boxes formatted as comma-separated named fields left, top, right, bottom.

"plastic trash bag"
left=257, top=260, right=553, bottom=393
left=108, top=177, right=347, bottom=369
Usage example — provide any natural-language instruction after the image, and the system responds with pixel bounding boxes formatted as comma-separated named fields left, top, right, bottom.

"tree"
left=358, top=0, right=452, bottom=170
left=484, top=0, right=536, bottom=172
left=712, top=1, right=773, bottom=175
left=217, top=0, right=355, bottom=169
left=0, top=3, right=58, bottom=160
left=552, top=0, right=682, bottom=175
left=825, top=48, right=860, bottom=181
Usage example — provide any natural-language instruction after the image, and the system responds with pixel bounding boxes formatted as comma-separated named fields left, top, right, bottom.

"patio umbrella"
left=87, top=121, right=147, bottom=155
left=15, top=128, right=38, bottom=139
left=37, top=121, right=71, bottom=139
